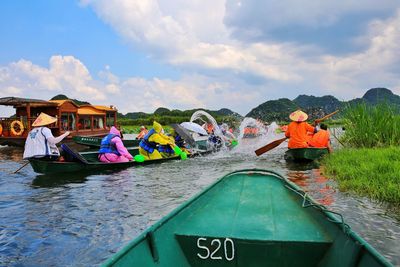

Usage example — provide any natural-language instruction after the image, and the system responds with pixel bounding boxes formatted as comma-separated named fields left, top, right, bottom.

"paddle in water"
left=255, top=110, right=339, bottom=156
left=255, top=137, right=288, bottom=156
left=13, top=161, right=30, bottom=174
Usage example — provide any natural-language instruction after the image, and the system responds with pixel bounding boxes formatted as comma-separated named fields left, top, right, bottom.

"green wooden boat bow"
left=102, top=169, right=392, bottom=267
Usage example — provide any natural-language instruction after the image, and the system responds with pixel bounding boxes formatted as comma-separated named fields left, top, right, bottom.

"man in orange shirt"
left=309, top=123, right=333, bottom=152
left=285, top=110, right=316, bottom=148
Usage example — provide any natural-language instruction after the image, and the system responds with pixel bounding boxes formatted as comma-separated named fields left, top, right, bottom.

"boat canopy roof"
left=0, top=97, right=57, bottom=107
left=0, top=96, right=117, bottom=114
left=77, top=106, right=106, bottom=115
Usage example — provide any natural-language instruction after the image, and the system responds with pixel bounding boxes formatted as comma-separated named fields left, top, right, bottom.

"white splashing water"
left=232, top=119, right=285, bottom=154
left=237, top=117, right=267, bottom=139
left=190, top=110, right=224, bottom=140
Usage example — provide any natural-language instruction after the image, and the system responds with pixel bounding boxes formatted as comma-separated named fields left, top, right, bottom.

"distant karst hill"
left=50, top=94, right=90, bottom=106
left=119, top=107, right=242, bottom=126
left=246, top=88, right=400, bottom=122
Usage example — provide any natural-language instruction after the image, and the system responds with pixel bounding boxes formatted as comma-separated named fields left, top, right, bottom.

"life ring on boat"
left=10, top=120, right=24, bottom=136
left=0, top=123, right=2, bottom=136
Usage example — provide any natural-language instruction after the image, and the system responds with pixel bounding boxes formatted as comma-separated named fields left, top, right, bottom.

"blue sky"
left=1, top=0, right=400, bottom=116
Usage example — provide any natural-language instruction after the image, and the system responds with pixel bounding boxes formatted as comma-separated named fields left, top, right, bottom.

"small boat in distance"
left=0, top=97, right=118, bottom=146
left=284, top=147, right=329, bottom=162
left=101, top=169, right=392, bottom=267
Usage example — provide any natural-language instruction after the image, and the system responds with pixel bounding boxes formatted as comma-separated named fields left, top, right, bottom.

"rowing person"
left=136, top=126, right=148, bottom=140
left=139, top=121, right=176, bottom=160
left=285, top=110, right=317, bottom=148
left=98, top=126, right=133, bottom=163
left=23, top=112, right=70, bottom=160
left=308, top=123, right=333, bottom=153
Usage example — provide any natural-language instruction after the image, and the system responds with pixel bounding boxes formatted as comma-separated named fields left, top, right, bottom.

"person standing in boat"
left=285, top=110, right=317, bottom=148
left=136, top=126, right=148, bottom=140
left=139, top=121, right=176, bottom=160
left=23, top=112, right=70, bottom=160
left=308, top=123, right=333, bottom=153
left=98, top=126, right=133, bottom=163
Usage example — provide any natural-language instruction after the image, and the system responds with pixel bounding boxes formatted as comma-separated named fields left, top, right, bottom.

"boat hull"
left=102, top=169, right=392, bottom=267
left=284, top=148, right=329, bottom=161
left=28, top=148, right=209, bottom=174
left=72, top=136, right=140, bottom=148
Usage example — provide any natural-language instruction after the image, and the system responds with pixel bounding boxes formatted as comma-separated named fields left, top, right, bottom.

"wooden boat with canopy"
left=0, top=97, right=118, bottom=146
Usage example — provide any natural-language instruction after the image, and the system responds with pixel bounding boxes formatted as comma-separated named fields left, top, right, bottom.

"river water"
left=0, top=138, right=399, bottom=266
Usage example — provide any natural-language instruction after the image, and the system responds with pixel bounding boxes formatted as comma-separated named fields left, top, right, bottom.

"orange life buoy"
left=10, top=120, right=24, bottom=136
left=0, top=123, right=2, bottom=136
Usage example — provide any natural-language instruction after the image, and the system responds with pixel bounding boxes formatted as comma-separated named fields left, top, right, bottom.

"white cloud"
left=0, top=56, right=108, bottom=101
left=318, top=10, right=400, bottom=95
left=3, top=1, right=400, bottom=117
left=0, top=57, right=262, bottom=115
left=79, top=0, right=400, bottom=101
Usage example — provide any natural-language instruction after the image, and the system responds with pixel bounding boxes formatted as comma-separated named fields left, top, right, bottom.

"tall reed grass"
left=341, top=103, right=400, bottom=147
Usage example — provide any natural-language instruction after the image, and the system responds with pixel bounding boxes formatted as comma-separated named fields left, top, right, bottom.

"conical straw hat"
left=32, top=112, right=57, bottom=127
left=289, top=110, right=308, bottom=122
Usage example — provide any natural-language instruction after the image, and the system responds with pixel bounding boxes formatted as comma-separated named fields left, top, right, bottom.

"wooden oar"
left=255, top=137, right=287, bottom=156
left=14, top=161, right=30, bottom=174
left=255, top=110, right=340, bottom=156
left=314, top=110, right=339, bottom=124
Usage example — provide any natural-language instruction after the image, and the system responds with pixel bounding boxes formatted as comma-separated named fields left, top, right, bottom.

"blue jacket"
left=99, top=134, right=120, bottom=155
left=139, top=129, right=158, bottom=153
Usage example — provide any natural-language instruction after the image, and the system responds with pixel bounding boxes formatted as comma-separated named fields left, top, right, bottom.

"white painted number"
left=210, top=239, right=222, bottom=260
left=224, top=238, right=235, bottom=261
left=196, top=238, right=235, bottom=261
left=197, top=238, right=210, bottom=259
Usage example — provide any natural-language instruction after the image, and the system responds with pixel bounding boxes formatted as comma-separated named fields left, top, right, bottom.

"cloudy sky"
left=1, top=0, right=400, bottom=116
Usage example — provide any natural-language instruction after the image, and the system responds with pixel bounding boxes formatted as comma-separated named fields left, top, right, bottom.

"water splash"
left=233, top=119, right=285, bottom=154
left=237, top=117, right=267, bottom=139
left=190, top=110, right=222, bottom=136
left=190, top=110, right=228, bottom=150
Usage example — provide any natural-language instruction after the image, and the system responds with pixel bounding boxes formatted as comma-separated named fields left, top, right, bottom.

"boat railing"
left=0, top=116, right=58, bottom=137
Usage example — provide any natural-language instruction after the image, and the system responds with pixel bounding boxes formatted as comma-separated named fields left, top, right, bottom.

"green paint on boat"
left=284, top=148, right=329, bottom=162
left=72, top=136, right=140, bottom=148
left=29, top=147, right=211, bottom=174
left=102, top=169, right=392, bottom=267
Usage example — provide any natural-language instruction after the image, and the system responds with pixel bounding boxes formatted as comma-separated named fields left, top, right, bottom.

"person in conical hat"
left=285, top=110, right=316, bottom=148
left=23, top=113, right=70, bottom=160
left=139, top=121, right=175, bottom=160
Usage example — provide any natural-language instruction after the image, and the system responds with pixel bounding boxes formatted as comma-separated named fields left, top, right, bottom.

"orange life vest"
left=285, top=121, right=315, bottom=148
left=308, top=129, right=330, bottom=148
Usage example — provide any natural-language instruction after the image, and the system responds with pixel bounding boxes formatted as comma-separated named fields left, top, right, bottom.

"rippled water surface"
left=0, top=140, right=399, bottom=266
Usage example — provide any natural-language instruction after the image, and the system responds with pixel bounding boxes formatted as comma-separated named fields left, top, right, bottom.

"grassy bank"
left=322, top=103, right=400, bottom=204
left=322, top=147, right=400, bottom=204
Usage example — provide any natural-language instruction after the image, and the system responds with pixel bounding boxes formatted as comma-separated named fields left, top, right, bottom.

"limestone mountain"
left=246, top=88, right=399, bottom=122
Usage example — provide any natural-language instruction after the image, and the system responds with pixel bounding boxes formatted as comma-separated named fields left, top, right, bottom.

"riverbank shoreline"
left=322, top=146, right=400, bottom=206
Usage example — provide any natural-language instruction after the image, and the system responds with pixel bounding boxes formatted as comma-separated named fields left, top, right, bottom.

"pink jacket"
left=109, top=126, right=133, bottom=160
